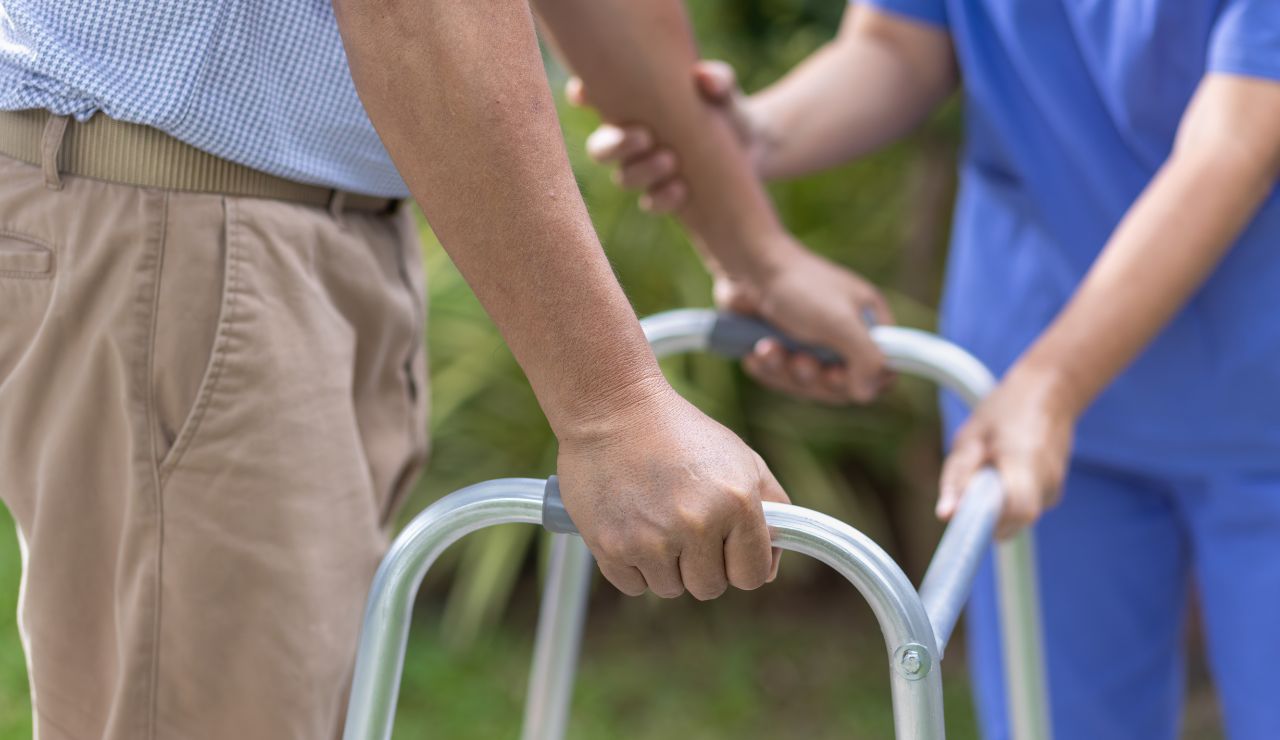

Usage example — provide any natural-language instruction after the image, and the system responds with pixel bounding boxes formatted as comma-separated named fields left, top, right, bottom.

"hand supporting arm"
left=533, top=0, right=790, bottom=285
left=536, top=0, right=915, bottom=401
left=581, top=5, right=957, bottom=193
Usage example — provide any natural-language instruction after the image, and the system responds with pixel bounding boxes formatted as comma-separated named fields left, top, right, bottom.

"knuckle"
left=675, top=505, right=715, bottom=538
left=723, top=485, right=758, bottom=516
left=591, top=538, right=627, bottom=563
left=627, top=533, right=674, bottom=562
left=609, top=536, right=646, bottom=563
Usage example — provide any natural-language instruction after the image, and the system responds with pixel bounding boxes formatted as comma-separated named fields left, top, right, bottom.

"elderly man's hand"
left=557, top=383, right=787, bottom=599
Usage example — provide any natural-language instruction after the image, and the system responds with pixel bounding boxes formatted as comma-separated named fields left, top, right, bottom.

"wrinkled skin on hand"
left=556, top=386, right=788, bottom=600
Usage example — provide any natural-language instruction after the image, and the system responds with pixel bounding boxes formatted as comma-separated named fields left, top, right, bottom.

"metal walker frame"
left=344, top=309, right=1052, bottom=740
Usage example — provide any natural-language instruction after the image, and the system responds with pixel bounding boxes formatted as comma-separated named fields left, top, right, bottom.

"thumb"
left=565, top=76, right=588, bottom=107
left=863, top=288, right=896, bottom=328
left=755, top=459, right=789, bottom=583
left=585, top=124, right=626, bottom=163
left=713, top=276, right=760, bottom=314
left=938, top=432, right=988, bottom=521
left=693, top=60, right=740, bottom=104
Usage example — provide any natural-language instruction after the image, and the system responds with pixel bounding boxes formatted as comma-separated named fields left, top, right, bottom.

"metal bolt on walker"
left=895, top=643, right=932, bottom=681
left=343, top=309, right=1053, bottom=740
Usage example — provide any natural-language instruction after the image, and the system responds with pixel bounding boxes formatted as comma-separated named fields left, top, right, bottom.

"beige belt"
left=0, top=109, right=402, bottom=214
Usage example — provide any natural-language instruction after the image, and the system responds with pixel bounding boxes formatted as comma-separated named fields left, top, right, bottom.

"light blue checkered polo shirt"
left=0, top=1, right=409, bottom=197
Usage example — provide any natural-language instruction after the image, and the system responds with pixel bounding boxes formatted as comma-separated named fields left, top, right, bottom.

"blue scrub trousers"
left=967, top=458, right=1280, bottom=740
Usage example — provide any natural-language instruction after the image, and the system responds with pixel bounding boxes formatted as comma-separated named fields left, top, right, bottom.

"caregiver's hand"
left=937, top=362, right=1079, bottom=539
left=715, top=241, right=895, bottom=404
left=568, top=61, right=768, bottom=212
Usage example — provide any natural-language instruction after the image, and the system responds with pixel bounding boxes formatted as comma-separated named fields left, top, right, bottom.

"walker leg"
left=996, top=531, right=1052, bottom=740
left=520, top=534, right=594, bottom=740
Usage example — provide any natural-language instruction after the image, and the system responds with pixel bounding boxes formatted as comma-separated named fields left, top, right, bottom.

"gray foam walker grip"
left=542, top=476, right=578, bottom=534
left=706, top=313, right=844, bottom=365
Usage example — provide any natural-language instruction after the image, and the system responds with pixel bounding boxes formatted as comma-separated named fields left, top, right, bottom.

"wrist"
left=741, top=93, right=784, bottom=181
left=1006, top=352, right=1090, bottom=420
left=697, top=227, right=805, bottom=290
left=550, top=370, right=677, bottom=448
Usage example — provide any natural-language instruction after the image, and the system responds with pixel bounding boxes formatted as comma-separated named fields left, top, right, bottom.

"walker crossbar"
left=342, top=310, right=1051, bottom=740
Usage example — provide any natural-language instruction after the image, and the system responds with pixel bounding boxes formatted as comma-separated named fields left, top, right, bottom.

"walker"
left=343, top=309, right=1052, bottom=739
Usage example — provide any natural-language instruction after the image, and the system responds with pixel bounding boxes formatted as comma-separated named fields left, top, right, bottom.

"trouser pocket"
left=0, top=230, right=56, bottom=385
left=151, top=194, right=235, bottom=469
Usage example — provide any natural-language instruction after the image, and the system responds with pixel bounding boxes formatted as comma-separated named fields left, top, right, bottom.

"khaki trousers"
left=0, top=153, right=429, bottom=739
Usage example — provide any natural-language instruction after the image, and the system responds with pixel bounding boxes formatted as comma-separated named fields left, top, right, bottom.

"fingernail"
left=935, top=489, right=954, bottom=518
left=760, top=350, right=783, bottom=372
left=586, top=126, right=623, bottom=156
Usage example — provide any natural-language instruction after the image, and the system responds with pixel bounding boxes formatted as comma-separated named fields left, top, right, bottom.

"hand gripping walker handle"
left=544, top=311, right=859, bottom=534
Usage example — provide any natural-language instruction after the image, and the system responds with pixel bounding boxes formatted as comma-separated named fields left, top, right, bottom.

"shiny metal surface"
left=343, top=479, right=547, bottom=740
left=520, top=535, right=594, bottom=740
left=763, top=501, right=945, bottom=739
left=640, top=307, right=716, bottom=357
left=999, top=535, right=1053, bottom=739
left=870, top=325, right=994, bottom=406
left=918, top=468, right=1001, bottom=654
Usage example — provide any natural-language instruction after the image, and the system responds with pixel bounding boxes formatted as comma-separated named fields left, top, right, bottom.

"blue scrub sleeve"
left=1209, top=0, right=1280, bottom=82
left=855, top=0, right=948, bottom=29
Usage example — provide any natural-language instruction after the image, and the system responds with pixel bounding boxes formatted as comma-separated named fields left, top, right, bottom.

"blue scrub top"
left=863, top=0, right=1280, bottom=472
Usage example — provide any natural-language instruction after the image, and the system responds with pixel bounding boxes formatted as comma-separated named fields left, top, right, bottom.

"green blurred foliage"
left=391, top=594, right=980, bottom=739
left=413, top=0, right=964, bottom=642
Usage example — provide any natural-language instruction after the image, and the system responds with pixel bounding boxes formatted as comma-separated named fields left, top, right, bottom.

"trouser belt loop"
left=327, top=189, right=348, bottom=222
left=41, top=115, right=69, bottom=191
